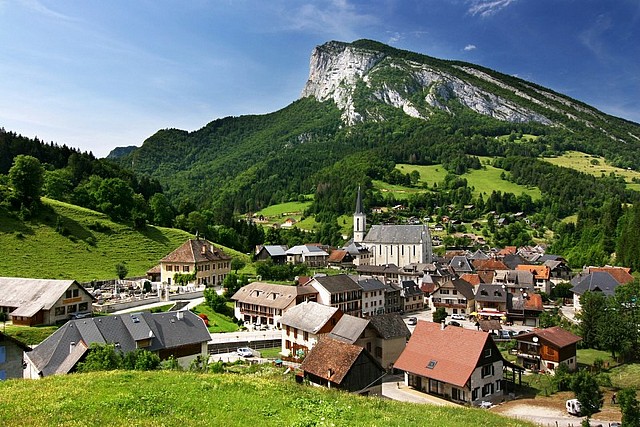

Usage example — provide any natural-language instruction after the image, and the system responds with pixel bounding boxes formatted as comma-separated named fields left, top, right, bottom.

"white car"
left=451, top=314, right=466, bottom=321
left=236, top=347, right=253, bottom=357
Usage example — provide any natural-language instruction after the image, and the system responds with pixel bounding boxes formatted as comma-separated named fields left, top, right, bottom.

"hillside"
left=112, top=39, right=640, bottom=219
left=0, top=370, right=535, bottom=427
left=0, top=198, right=244, bottom=282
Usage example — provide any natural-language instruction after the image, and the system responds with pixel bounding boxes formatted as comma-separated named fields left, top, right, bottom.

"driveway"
left=381, top=375, right=456, bottom=406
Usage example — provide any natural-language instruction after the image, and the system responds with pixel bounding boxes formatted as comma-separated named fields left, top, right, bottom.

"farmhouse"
left=279, top=301, right=343, bottom=358
left=24, top=310, right=210, bottom=378
left=394, top=321, right=506, bottom=405
left=159, top=238, right=231, bottom=286
left=0, top=277, right=94, bottom=326
left=515, top=326, right=581, bottom=373
left=231, top=281, right=317, bottom=326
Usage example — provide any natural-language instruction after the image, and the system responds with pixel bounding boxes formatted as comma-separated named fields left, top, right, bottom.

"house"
left=298, top=336, right=385, bottom=396
left=309, top=275, right=362, bottom=317
left=394, top=321, right=506, bottom=405
left=383, top=282, right=403, bottom=314
left=326, top=250, right=355, bottom=269
left=500, top=254, right=529, bottom=270
left=400, top=280, right=424, bottom=313
left=281, top=218, right=297, bottom=228
left=357, top=277, right=388, bottom=316
left=473, top=259, right=509, bottom=284
left=449, top=255, right=475, bottom=274
left=279, top=301, right=342, bottom=358
left=0, top=277, right=94, bottom=326
left=507, top=291, right=543, bottom=327
left=516, top=265, right=551, bottom=294
left=493, top=270, right=535, bottom=292
left=570, top=271, right=626, bottom=312
left=356, top=263, right=400, bottom=285
left=285, top=245, right=329, bottom=267
left=431, top=277, right=475, bottom=318
left=341, top=241, right=371, bottom=266
left=254, top=245, right=288, bottom=264
left=231, top=282, right=317, bottom=327
left=515, top=327, right=581, bottom=373
left=542, top=259, right=573, bottom=284
left=23, top=311, right=210, bottom=378
left=159, top=238, right=231, bottom=286
left=475, top=284, right=508, bottom=315
left=0, top=332, right=30, bottom=380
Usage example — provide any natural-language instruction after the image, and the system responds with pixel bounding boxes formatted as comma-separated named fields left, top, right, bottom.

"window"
left=482, top=383, right=494, bottom=397
left=303, top=331, right=309, bottom=341
left=66, top=304, right=77, bottom=314
left=481, top=364, right=494, bottom=378
left=65, top=290, right=72, bottom=298
left=375, top=347, right=382, bottom=358
left=183, top=266, right=190, bottom=272
left=166, top=265, right=172, bottom=272
left=366, top=342, right=372, bottom=352
left=79, top=302, right=88, bottom=311
left=73, top=289, right=79, bottom=298
left=495, top=380, right=502, bottom=392
left=440, top=289, right=449, bottom=294
left=484, top=348, right=492, bottom=358
left=293, top=329, right=297, bottom=339
left=472, top=387, right=479, bottom=401
left=452, top=388, right=465, bottom=401
left=55, top=307, right=65, bottom=316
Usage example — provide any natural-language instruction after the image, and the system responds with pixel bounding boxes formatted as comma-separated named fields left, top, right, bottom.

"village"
left=0, top=189, right=632, bottom=426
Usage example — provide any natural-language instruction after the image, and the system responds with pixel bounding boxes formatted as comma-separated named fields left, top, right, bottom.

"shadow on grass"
left=0, top=207, right=36, bottom=236
left=142, top=225, right=171, bottom=245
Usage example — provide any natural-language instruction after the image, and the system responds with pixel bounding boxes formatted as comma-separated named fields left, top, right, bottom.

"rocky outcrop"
left=301, top=41, right=553, bottom=126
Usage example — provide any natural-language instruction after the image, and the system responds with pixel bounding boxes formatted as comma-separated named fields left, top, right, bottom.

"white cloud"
left=467, top=0, right=518, bottom=18
left=20, top=0, right=77, bottom=22
left=579, top=14, right=613, bottom=60
left=464, top=44, right=476, bottom=51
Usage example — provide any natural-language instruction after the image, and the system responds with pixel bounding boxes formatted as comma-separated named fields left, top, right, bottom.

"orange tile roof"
left=394, top=321, right=492, bottom=388
left=460, top=273, right=481, bottom=286
left=473, top=259, right=509, bottom=271
left=516, top=264, right=550, bottom=280
left=328, top=250, right=347, bottom=262
left=160, top=239, right=231, bottom=263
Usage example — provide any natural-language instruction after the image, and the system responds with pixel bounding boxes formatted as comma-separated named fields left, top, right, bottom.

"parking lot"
left=401, top=309, right=535, bottom=336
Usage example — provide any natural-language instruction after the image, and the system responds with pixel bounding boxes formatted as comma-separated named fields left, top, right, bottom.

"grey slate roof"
left=357, top=278, right=387, bottom=292
left=286, top=245, right=329, bottom=256
left=449, top=256, right=474, bottom=273
left=401, top=280, right=423, bottom=297
left=493, top=270, right=534, bottom=288
left=262, top=245, right=288, bottom=257
left=0, top=277, right=93, bottom=317
left=27, top=311, right=210, bottom=376
left=279, top=301, right=339, bottom=334
left=363, top=224, right=430, bottom=244
left=570, top=271, right=621, bottom=296
left=475, top=284, right=507, bottom=303
left=368, top=313, right=411, bottom=340
left=501, top=254, right=529, bottom=270
left=328, top=314, right=369, bottom=344
left=312, top=275, right=361, bottom=293
left=469, top=250, right=490, bottom=260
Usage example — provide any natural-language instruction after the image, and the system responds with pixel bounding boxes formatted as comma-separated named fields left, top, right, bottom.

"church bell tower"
left=353, top=186, right=366, bottom=243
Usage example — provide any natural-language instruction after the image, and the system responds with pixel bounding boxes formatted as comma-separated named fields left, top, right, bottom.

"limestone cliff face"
left=301, top=41, right=555, bottom=126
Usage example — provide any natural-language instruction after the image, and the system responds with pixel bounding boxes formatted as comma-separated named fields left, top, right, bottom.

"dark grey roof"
left=327, top=315, right=369, bottom=344
left=475, top=284, right=507, bottom=303
left=502, top=254, right=529, bottom=270
left=401, top=280, right=423, bottom=297
left=312, top=275, right=361, bottom=293
left=363, top=225, right=430, bottom=244
left=357, top=264, right=399, bottom=274
left=342, top=241, right=369, bottom=255
left=450, top=277, right=475, bottom=300
left=469, top=250, right=490, bottom=260
left=368, top=313, right=411, bottom=340
left=357, top=278, right=387, bottom=292
left=26, top=311, right=210, bottom=376
left=538, top=254, right=564, bottom=262
left=570, top=271, right=620, bottom=296
left=449, top=256, right=474, bottom=272
left=494, top=270, right=534, bottom=287
left=355, top=186, right=364, bottom=214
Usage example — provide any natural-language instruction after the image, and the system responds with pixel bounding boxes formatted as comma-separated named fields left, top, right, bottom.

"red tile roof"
left=473, top=259, right=509, bottom=271
left=300, top=336, right=364, bottom=385
left=516, top=264, right=550, bottom=280
left=160, top=239, right=231, bottom=263
left=394, top=321, right=491, bottom=387
left=328, top=250, right=348, bottom=262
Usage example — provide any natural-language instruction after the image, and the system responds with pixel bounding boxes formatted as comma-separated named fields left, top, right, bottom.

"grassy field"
left=543, top=150, right=640, bottom=191
left=610, top=363, right=640, bottom=389
left=190, top=303, right=239, bottom=333
left=389, top=163, right=541, bottom=200
left=2, top=324, right=59, bottom=346
left=576, top=348, right=616, bottom=367
left=0, top=370, right=536, bottom=427
left=0, top=198, right=247, bottom=282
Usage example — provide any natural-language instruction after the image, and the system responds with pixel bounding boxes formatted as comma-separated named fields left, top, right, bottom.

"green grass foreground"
left=0, top=370, right=535, bottom=427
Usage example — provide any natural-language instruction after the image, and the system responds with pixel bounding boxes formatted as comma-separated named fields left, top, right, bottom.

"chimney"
left=201, top=245, right=207, bottom=255
left=176, top=311, right=184, bottom=320
left=70, top=341, right=76, bottom=354
left=441, top=321, right=446, bottom=330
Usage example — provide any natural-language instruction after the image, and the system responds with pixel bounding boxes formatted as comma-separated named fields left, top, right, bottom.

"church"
left=352, top=187, right=432, bottom=268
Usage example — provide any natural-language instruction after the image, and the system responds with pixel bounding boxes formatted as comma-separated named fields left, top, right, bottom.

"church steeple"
left=353, top=186, right=366, bottom=243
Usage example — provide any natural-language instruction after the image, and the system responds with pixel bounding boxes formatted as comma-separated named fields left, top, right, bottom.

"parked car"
left=407, top=317, right=417, bottom=326
left=566, top=398, right=582, bottom=416
left=236, top=347, right=254, bottom=357
left=451, top=314, right=466, bottom=321
left=497, top=330, right=512, bottom=340
left=447, top=321, right=462, bottom=327
left=69, top=311, right=92, bottom=319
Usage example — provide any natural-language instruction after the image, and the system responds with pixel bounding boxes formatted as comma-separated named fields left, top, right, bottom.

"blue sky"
left=1, top=0, right=639, bottom=158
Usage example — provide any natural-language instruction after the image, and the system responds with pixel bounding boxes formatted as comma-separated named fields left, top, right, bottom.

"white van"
left=566, top=398, right=581, bottom=416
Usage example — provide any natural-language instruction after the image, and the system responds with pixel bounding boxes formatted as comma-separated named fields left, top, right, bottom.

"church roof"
left=363, top=224, right=430, bottom=244
left=355, top=186, right=364, bottom=214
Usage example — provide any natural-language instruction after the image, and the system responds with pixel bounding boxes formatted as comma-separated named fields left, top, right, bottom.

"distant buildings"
left=159, top=238, right=231, bottom=286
